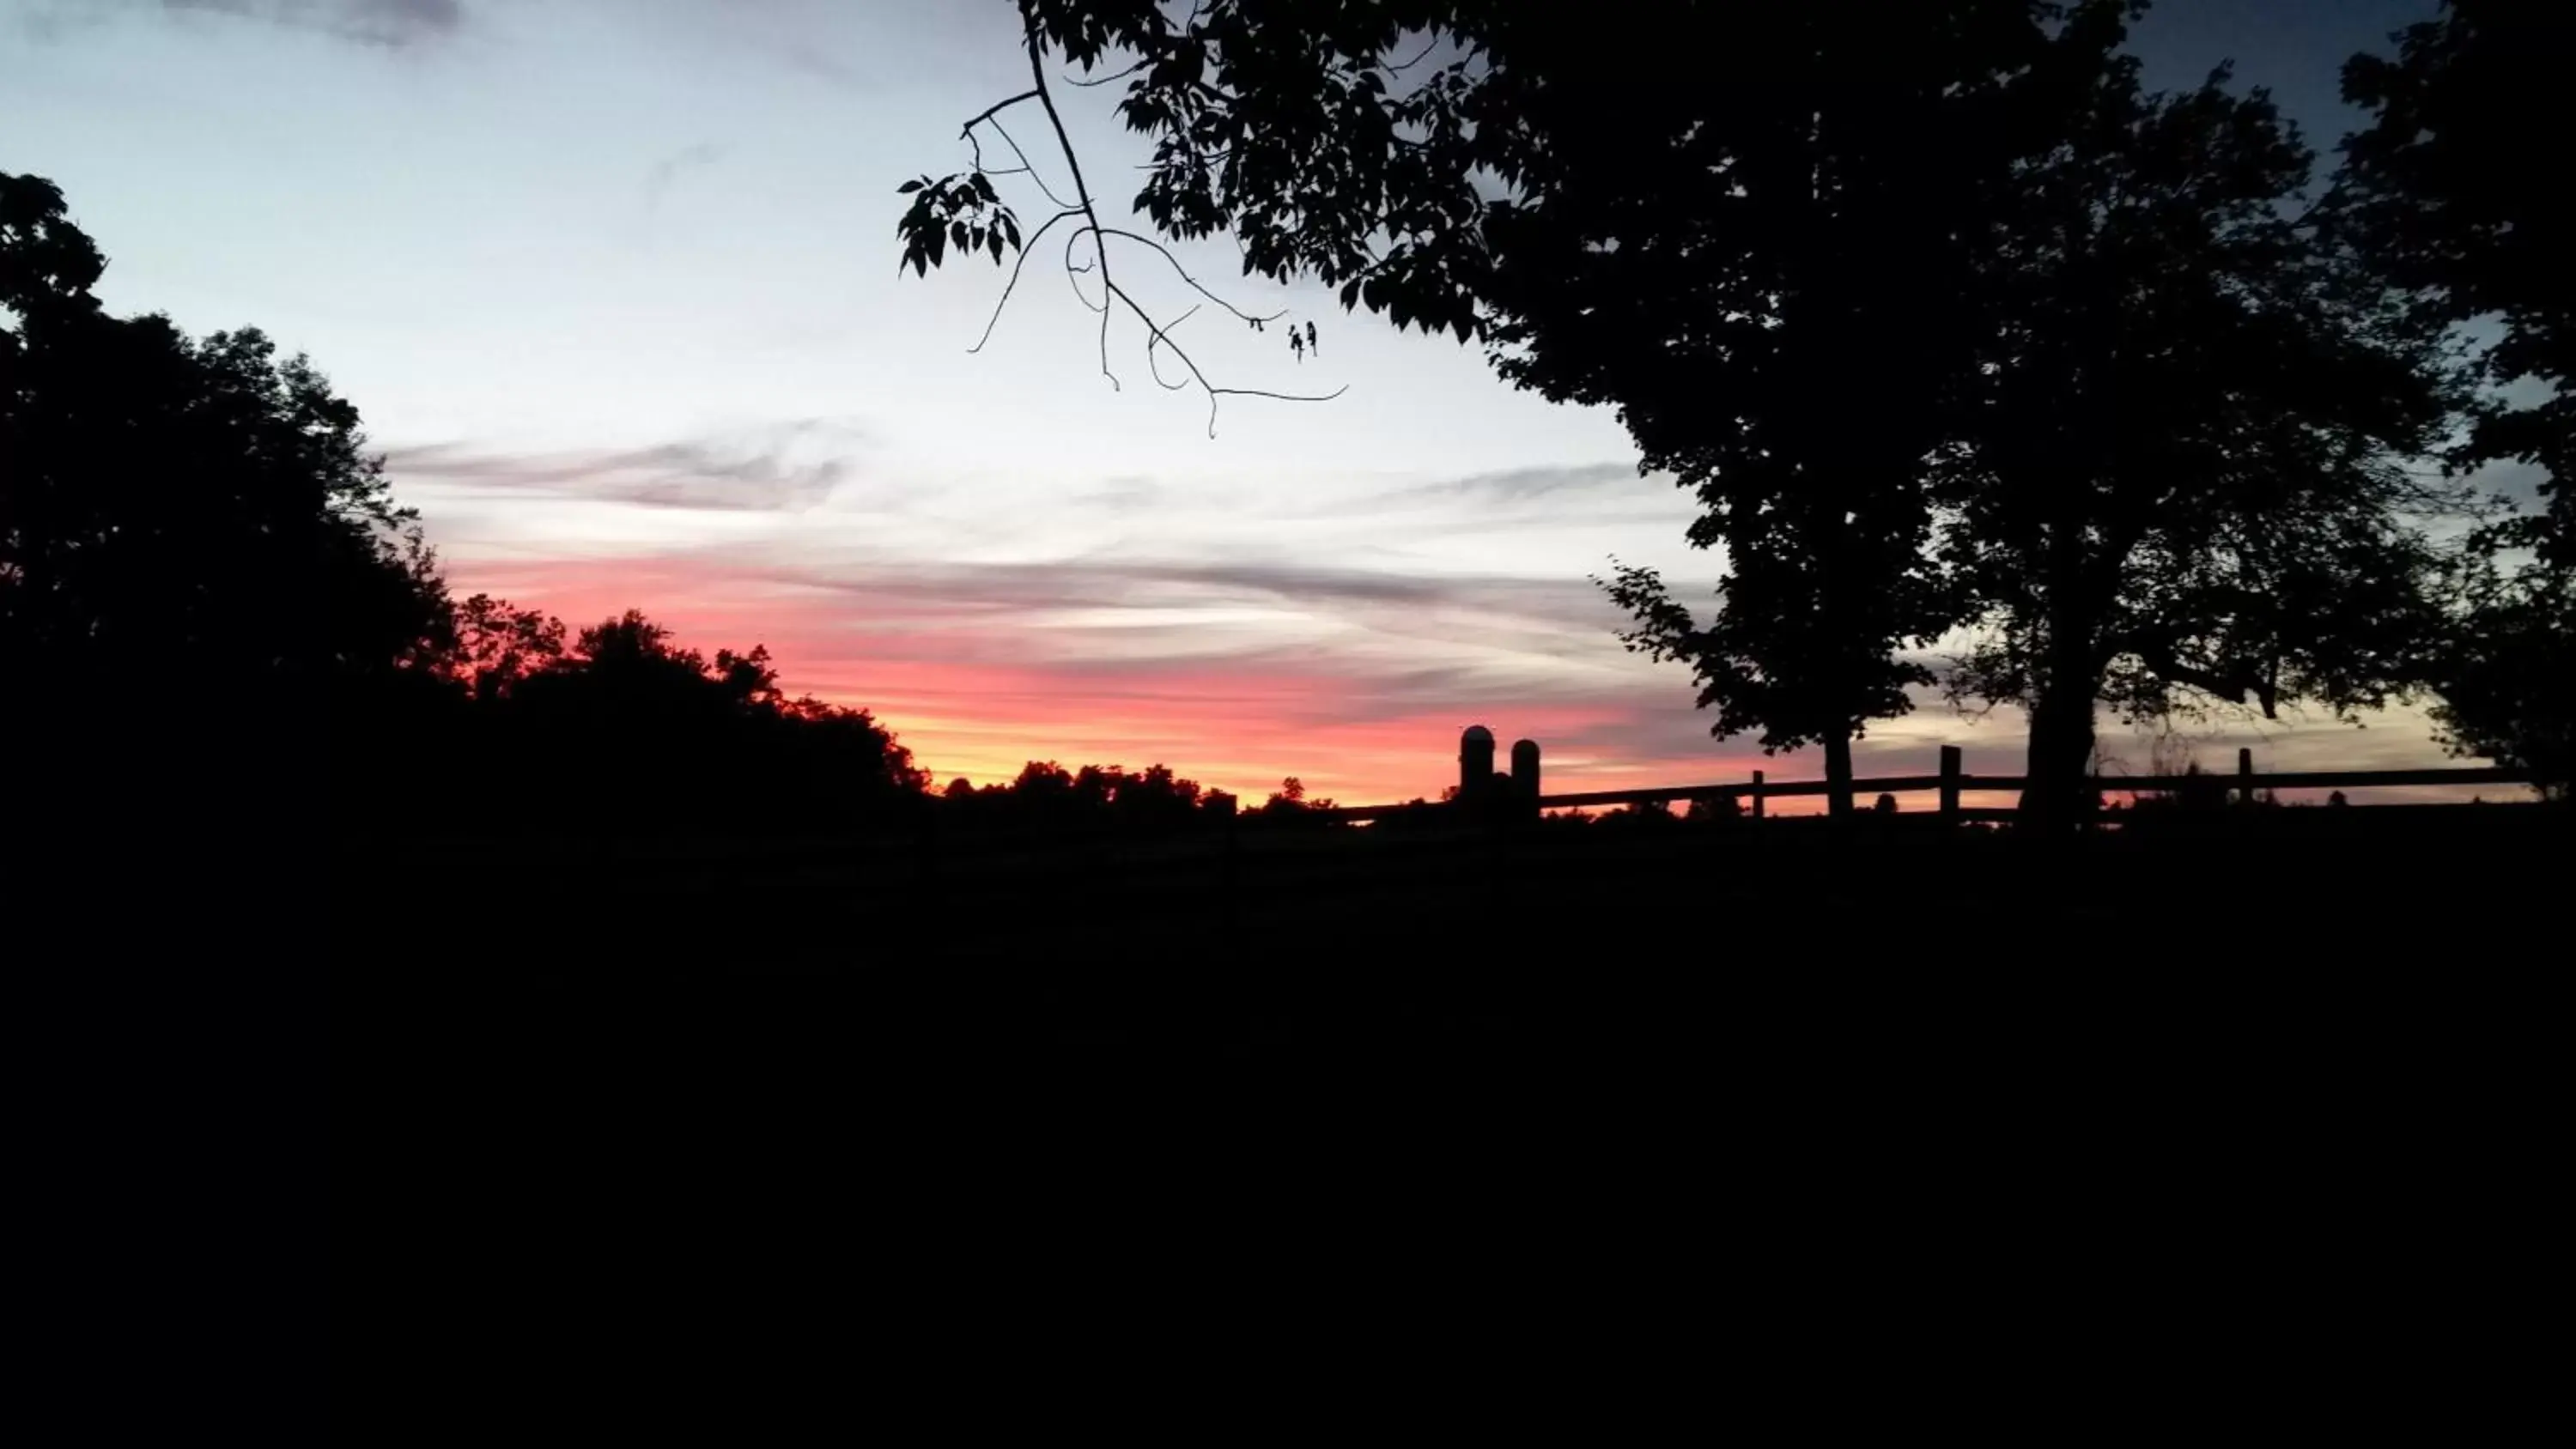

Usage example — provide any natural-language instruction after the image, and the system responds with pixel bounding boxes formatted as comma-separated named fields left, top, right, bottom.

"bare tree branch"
left=959, top=89, right=1041, bottom=135
left=1146, top=305, right=1200, bottom=390
left=1094, top=227, right=1287, bottom=325
left=983, top=118, right=1075, bottom=212
left=968, top=208, right=1083, bottom=354
left=1384, top=35, right=1440, bottom=73
left=1062, top=223, right=1109, bottom=323
left=913, top=27, right=1349, bottom=432
left=1025, top=36, right=1120, bottom=390
left=1103, top=277, right=1346, bottom=438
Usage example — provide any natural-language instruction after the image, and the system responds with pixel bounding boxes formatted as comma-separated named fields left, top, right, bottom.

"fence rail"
left=1323, top=737, right=2536, bottom=824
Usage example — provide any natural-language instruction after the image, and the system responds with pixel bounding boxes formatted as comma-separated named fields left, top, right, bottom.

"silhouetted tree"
left=2335, top=2, right=2576, bottom=795
left=1255, top=775, right=1339, bottom=824
left=5, top=170, right=453, bottom=832
left=2, top=172, right=448, bottom=698
left=1533, top=7, right=2084, bottom=817
left=895, top=3, right=2099, bottom=816
left=496, top=609, right=927, bottom=832
left=1935, top=48, right=2464, bottom=824
left=938, top=758, right=1231, bottom=832
left=2429, top=565, right=2573, bottom=799
left=435, top=593, right=568, bottom=701
left=2336, top=0, right=2575, bottom=565
left=3, top=172, right=934, bottom=839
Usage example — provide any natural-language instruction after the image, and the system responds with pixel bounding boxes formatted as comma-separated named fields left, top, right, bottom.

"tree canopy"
left=2335, top=1, right=2576, bottom=797
left=2, top=173, right=447, bottom=700
left=2337, top=0, right=2575, bottom=563
left=1936, top=44, right=2465, bottom=818
left=3, top=172, right=931, bottom=834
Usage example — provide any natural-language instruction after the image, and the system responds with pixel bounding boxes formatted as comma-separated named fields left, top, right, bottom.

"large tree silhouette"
left=2337, top=0, right=2574, bottom=563
left=5, top=168, right=452, bottom=834
left=5, top=173, right=933, bottom=835
left=3, top=172, right=447, bottom=697
left=896, top=1, right=2096, bottom=815
left=1937, top=55, right=2464, bottom=822
left=2336, top=1, right=2576, bottom=797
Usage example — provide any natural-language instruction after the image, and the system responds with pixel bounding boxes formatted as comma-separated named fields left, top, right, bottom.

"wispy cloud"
left=1298, top=459, right=1659, bottom=520
left=160, top=0, right=464, bottom=45
left=386, top=421, right=870, bottom=513
left=641, top=141, right=730, bottom=214
left=1429, top=460, right=1644, bottom=502
left=1078, top=477, right=1161, bottom=513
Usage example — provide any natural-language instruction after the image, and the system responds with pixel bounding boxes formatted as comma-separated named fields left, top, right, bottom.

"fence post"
left=1940, top=745, right=1962, bottom=828
left=2238, top=746, right=2255, bottom=808
left=1751, top=769, right=1765, bottom=822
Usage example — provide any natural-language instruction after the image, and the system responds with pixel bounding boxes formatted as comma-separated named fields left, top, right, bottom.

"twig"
left=935, top=27, right=1350, bottom=431
left=1385, top=35, right=1440, bottom=72
left=1103, top=278, right=1346, bottom=437
left=1062, top=224, right=1109, bottom=322
left=959, top=89, right=1040, bottom=135
left=1065, top=56, right=1153, bottom=88
left=1027, top=35, right=1119, bottom=391
left=968, top=208, right=1083, bottom=354
left=1094, top=226, right=1286, bottom=325
left=985, top=118, right=1074, bottom=212
left=1146, top=305, right=1200, bottom=389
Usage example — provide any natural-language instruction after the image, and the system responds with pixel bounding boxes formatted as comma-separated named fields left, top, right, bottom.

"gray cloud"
left=1299, top=460, right=1657, bottom=520
left=752, top=550, right=1613, bottom=635
left=388, top=421, right=867, bottom=512
left=1078, top=477, right=1163, bottom=513
left=642, top=142, right=730, bottom=214
left=161, top=0, right=464, bottom=45
left=1433, top=461, right=1644, bottom=502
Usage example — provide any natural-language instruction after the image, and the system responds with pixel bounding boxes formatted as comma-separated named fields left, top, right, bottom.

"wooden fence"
left=1322, top=731, right=2536, bottom=825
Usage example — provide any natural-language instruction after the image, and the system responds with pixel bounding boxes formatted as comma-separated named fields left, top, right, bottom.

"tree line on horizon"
left=900, top=0, right=2573, bottom=812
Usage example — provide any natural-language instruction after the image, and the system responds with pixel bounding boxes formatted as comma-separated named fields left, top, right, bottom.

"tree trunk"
left=1824, top=731, right=1856, bottom=819
left=2020, top=511, right=2105, bottom=830
left=2020, top=687, right=2098, bottom=829
left=2020, top=598, right=2103, bottom=830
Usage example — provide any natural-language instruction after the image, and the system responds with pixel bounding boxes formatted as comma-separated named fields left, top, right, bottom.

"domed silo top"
left=1459, top=724, right=1497, bottom=788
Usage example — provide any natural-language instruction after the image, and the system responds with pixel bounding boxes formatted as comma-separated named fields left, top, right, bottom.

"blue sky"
left=2, top=0, right=2474, bottom=803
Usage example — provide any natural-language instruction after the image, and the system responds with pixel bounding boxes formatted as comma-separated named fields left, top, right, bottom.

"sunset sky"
left=4, top=0, right=2478, bottom=805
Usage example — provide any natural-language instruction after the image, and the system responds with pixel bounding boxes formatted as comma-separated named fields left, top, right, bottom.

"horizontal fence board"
left=1535, top=775, right=1957, bottom=809
left=1327, top=765, right=2530, bottom=821
left=2154, top=767, right=2524, bottom=791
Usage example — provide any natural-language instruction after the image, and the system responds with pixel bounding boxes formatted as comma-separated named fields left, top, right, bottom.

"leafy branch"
left=894, top=29, right=1343, bottom=436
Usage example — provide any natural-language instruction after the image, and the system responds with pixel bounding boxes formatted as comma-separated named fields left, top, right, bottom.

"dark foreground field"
left=51, top=804, right=2564, bottom=1433
left=346, top=804, right=2563, bottom=1170
left=329, top=807, right=2561, bottom=1423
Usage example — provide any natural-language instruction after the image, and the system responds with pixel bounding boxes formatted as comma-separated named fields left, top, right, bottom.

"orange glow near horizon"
left=447, top=555, right=2481, bottom=811
left=448, top=558, right=1774, bottom=807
